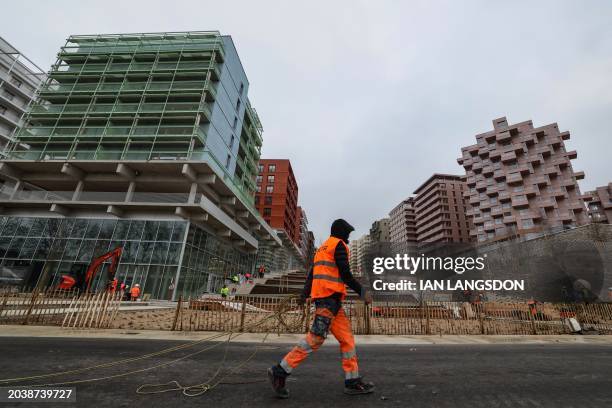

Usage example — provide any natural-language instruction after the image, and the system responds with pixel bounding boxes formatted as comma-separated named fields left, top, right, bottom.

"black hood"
left=330, top=219, right=355, bottom=243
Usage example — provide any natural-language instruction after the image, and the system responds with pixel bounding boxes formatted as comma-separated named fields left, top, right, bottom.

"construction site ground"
left=1, top=329, right=611, bottom=407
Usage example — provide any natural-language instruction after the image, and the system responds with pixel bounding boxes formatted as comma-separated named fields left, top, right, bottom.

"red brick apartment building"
left=254, top=159, right=299, bottom=245
left=583, top=183, right=612, bottom=224
left=413, top=174, right=472, bottom=244
left=389, top=197, right=417, bottom=243
left=458, top=117, right=588, bottom=243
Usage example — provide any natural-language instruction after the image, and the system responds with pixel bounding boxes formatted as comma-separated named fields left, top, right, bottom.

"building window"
left=225, top=154, right=231, bottom=169
left=265, top=195, right=272, bottom=205
left=229, top=135, right=235, bottom=149
left=266, top=185, right=273, bottom=193
left=256, top=175, right=263, bottom=183
left=236, top=99, right=241, bottom=112
left=254, top=196, right=260, bottom=205
left=233, top=116, right=238, bottom=130
left=0, top=105, right=6, bottom=115
left=3, top=91, right=15, bottom=101
left=267, top=175, right=275, bottom=183
left=11, top=78, right=23, bottom=88
left=258, top=164, right=263, bottom=173
left=268, top=164, right=276, bottom=172
left=239, top=83, right=244, bottom=96
left=263, top=208, right=272, bottom=217
left=522, top=219, right=534, bottom=228
left=256, top=185, right=261, bottom=193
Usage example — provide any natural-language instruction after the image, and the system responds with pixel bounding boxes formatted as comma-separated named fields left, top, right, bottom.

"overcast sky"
left=2, top=1, right=611, bottom=244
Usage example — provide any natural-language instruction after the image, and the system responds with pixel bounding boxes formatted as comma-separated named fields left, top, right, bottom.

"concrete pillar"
left=72, top=180, right=84, bottom=201
left=125, top=181, right=136, bottom=202
left=188, top=182, right=198, bottom=204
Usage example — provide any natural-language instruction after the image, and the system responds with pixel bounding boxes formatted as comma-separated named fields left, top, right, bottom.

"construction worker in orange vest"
left=268, top=219, right=374, bottom=398
left=130, top=284, right=141, bottom=301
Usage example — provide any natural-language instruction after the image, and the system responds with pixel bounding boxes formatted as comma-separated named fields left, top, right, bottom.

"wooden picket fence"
left=0, top=287, right=123, bottom=329
left=170, top=295, right=612, bottom=335
left=171, top=295, right=308, bottom=333
left=2, top=289, right=611, bottom=335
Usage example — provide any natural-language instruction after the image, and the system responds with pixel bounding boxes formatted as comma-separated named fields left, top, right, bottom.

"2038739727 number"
left=1, top=387, right=76, bottom=402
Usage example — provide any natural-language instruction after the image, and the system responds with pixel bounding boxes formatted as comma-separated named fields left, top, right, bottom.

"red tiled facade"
left=583, top=183, right=612, bottom=224
left=255, top=159, right=299, bottom=245
left=389, top=197, right=417, bottom=243
left=413, top=174, right=472, bottom=244
left=458, top=117, right=589, bottom=243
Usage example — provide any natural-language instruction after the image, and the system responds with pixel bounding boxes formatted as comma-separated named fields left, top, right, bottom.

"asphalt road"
left=1, top=337, right=611, bottom=408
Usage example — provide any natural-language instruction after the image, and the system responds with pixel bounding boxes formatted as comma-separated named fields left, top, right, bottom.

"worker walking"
left=220, top=285, right=229, bottom=298
left=130, top=284, right=141, bottom=301
left=268, top=219, right=374, bottom=398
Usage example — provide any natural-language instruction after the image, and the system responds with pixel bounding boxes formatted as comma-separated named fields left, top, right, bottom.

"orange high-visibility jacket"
left=311, top=236, right=348, bottom=299
left=130, top=287, right=140, bottom=298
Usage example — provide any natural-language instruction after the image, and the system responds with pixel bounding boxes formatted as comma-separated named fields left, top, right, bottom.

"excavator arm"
left=84, top=247, right=123, bottom=292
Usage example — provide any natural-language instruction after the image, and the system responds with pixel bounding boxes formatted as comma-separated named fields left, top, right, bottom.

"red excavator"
left=58, top=247, right=123, bottom=292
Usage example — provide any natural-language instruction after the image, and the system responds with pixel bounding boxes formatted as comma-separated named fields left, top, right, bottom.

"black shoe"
left=344, top=379, right=375, bottom=395
left=268, top=367, right=289, bottom=399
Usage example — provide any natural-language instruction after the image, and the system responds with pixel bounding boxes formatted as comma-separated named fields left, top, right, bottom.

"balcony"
left=475, top=181, right=488, bottom=191
left=478, top=147, right=490, bottom=157
left=561, top=178, right=578, bottom=188
left=552, top=157, right=569, bottom=168
left=570, top=201, right=586, bottom=212
left=517, top=164, right=531, bottom=174
left=547, top=135, right=562, bottom=148
left=503, top=215, right=516, bottom=224
left=533, top=176, right=549, bottom=186
left=511, top=196, right=529, bottom=208
left=560, top=131, right=570, bottom=140
left=544, top=166, right=559, bottom=176
left=501, top=151, right=517, bottom=163
left=565, top=150, right=577, bottom=160
left=506, top=172, right=523, bottom=184
left=482, top=165, right=494, bottom=176
left=535, top=145, right=551, bottom=157
left=574, top=171, right=585, bottom=180
left=486, top=186, right=499, bottom=196
left=489, top=149, right=501, bottom=160
left=493, top=169, right=506, bottom=181
left=538, top=198, right=556, bottom=209
left=527, top=154, right=543, bottom=165
left=520, top=133, right=536, bottom=145
left=521, top=186, right=536, bottom=197
left=496, top=131, right=511, bottom=143
left=549, top=188, right=566, bottom=198
left=498, top=191, right=511, bottom=201
left=491, top=207, right=503, bottom=216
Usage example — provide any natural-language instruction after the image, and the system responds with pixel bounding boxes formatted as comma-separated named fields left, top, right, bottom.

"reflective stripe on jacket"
left=311, top=236, right=348, bottom=299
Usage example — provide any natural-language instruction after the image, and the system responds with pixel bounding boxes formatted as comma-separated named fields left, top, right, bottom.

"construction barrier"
left=2, top=290, right=611, bottom=335
left=118, top=294, right=612, bottom=335
left=0, top=287, right=122, bottom=329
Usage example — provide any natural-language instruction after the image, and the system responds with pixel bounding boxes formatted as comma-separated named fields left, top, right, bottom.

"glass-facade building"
left=5, top=31, right=262, bottom=202
left=0, top=216, right=255, bottom=299
left=0, top=32, right=281, bottom=299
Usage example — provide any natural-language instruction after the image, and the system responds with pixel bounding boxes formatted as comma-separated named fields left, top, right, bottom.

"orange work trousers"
left=279, top=298, right=359, bottom=381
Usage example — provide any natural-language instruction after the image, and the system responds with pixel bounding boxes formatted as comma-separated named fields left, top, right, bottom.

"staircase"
left=233, top=269, right=307, bottom=296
